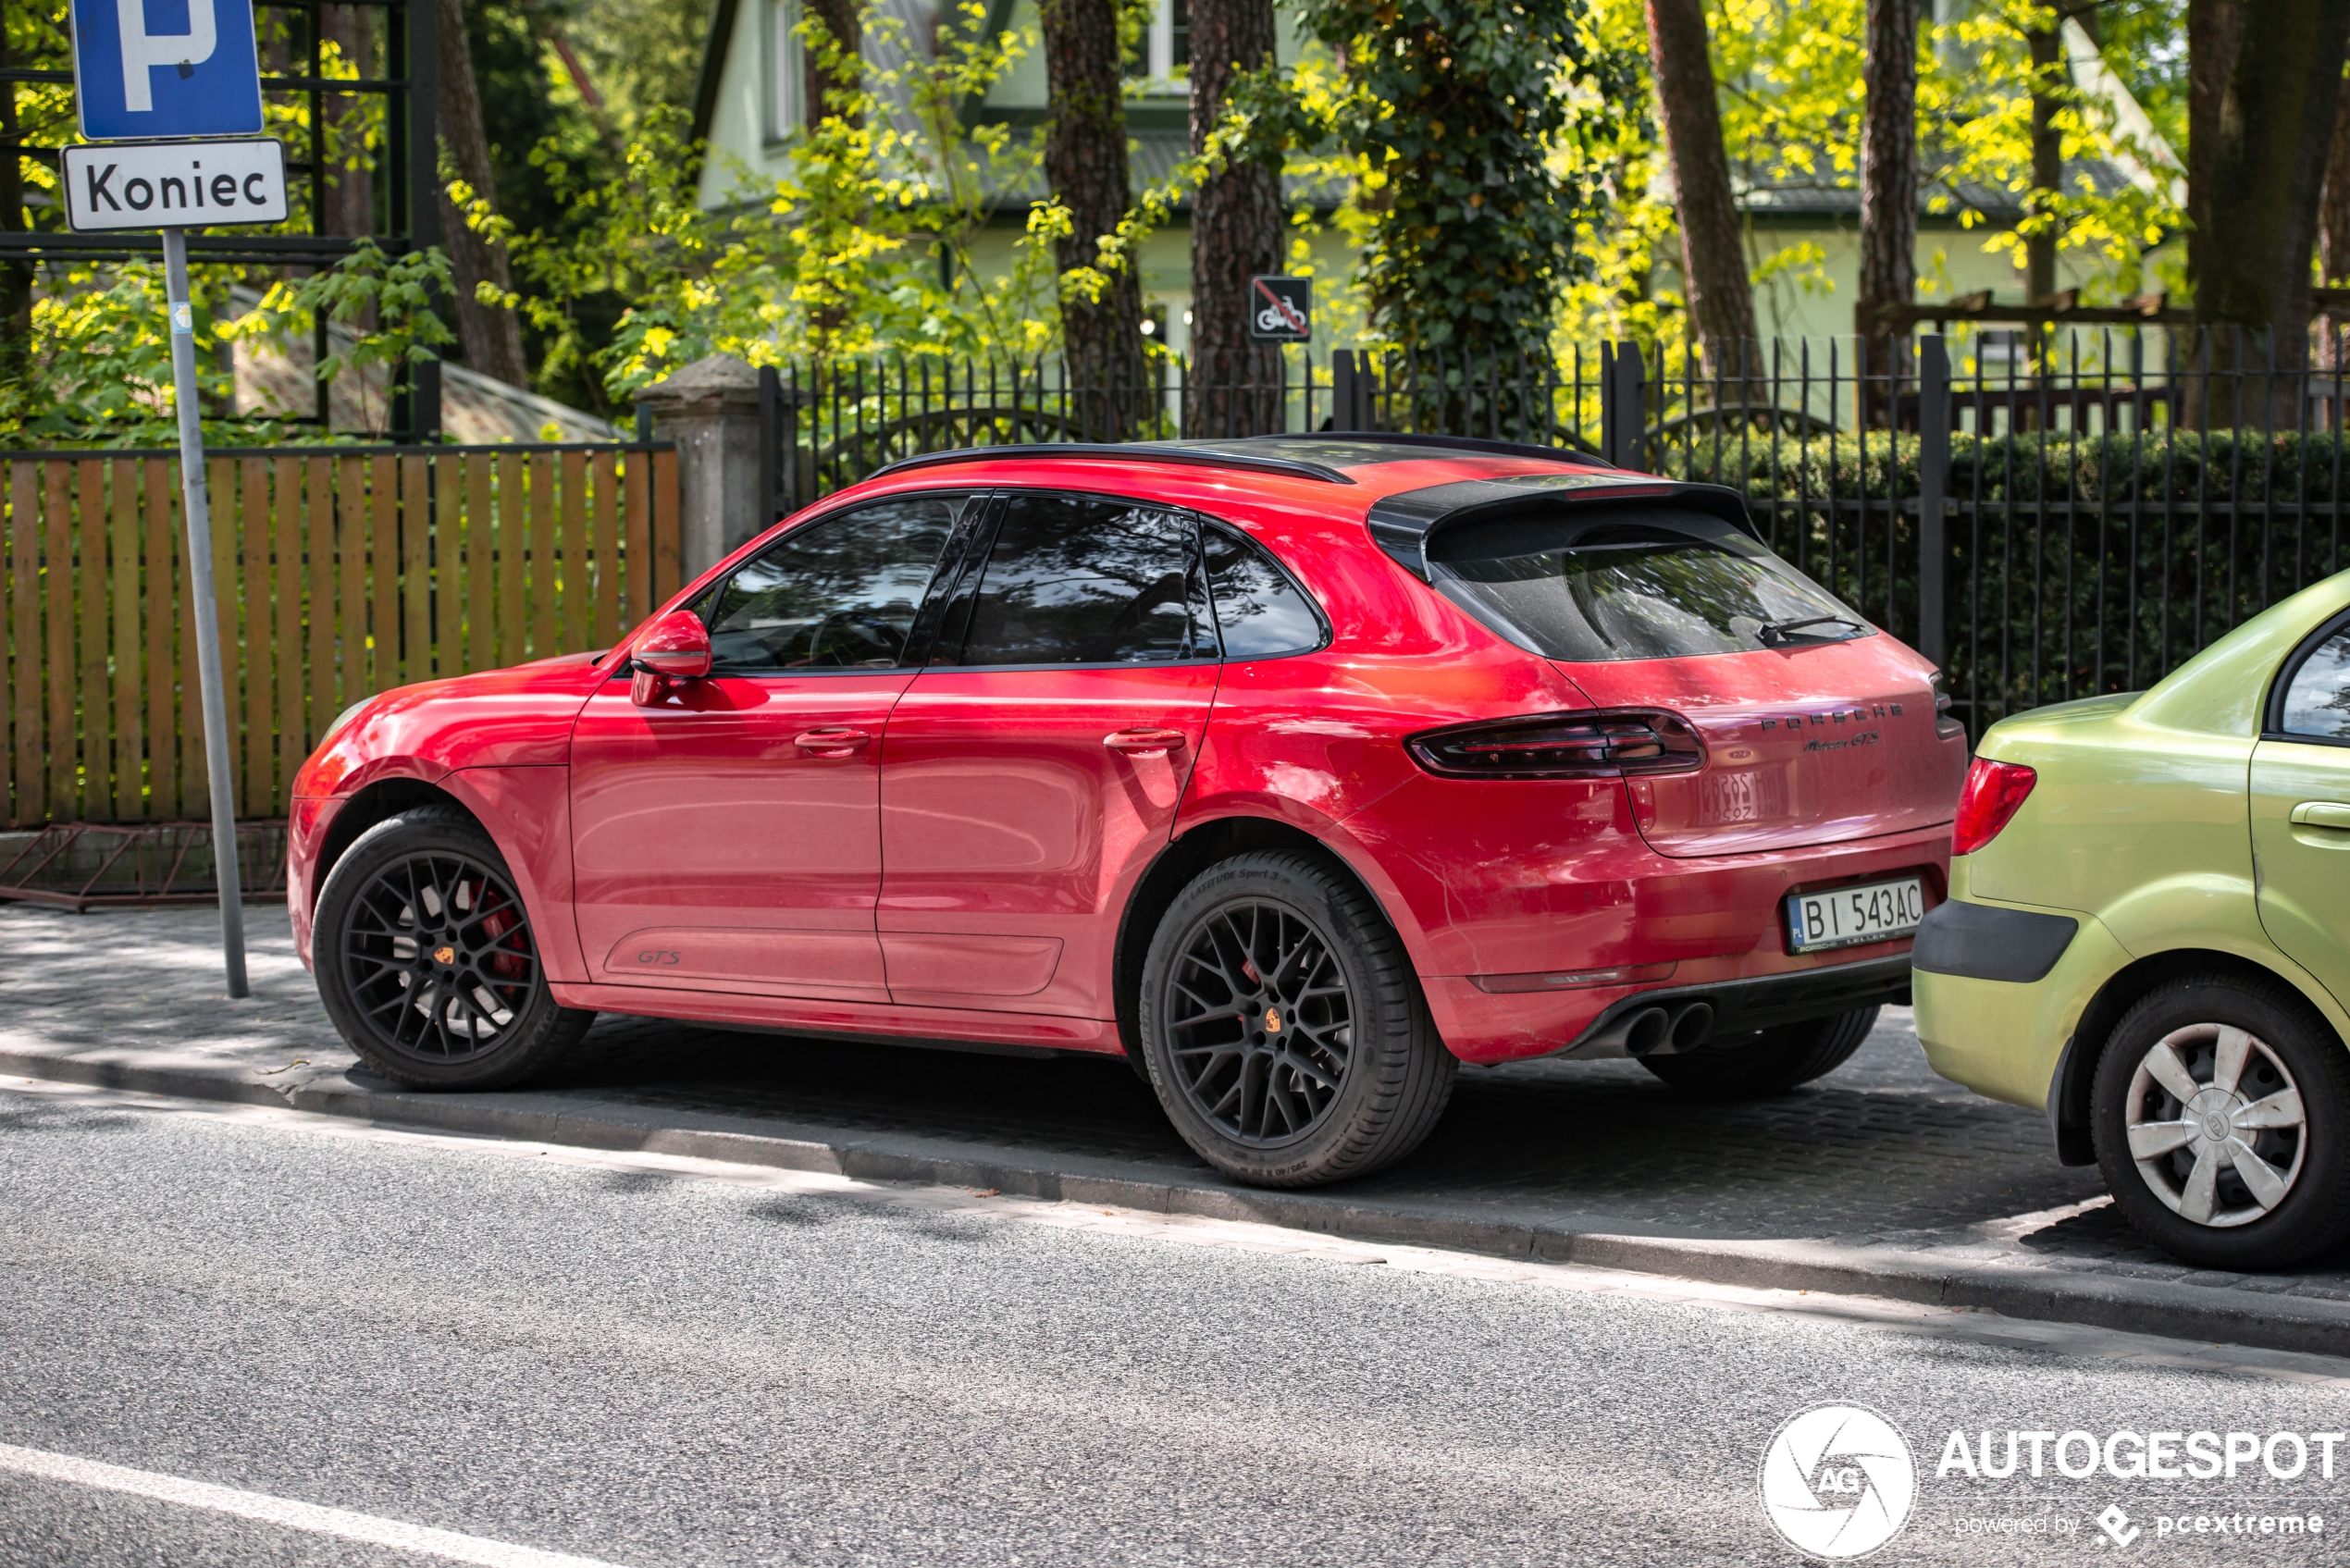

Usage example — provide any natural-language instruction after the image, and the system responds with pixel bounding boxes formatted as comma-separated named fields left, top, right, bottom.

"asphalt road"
left=4, top=1083, right=2347, bottom=1568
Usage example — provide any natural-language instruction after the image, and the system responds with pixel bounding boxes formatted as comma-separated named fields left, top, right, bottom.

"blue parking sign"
left=71, top=0, right=265, bottom=142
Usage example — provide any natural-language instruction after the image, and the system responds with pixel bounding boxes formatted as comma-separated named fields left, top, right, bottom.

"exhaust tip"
left=1670, top=1001, right=1715, bottom=1051
left=1621, top=1006, right=1672, bottom=1056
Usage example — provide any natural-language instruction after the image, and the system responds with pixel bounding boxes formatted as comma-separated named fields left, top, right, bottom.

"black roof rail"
left=1222, top=431, right=1614, bottom=468
left=870, top=442, right=1356, bottom=486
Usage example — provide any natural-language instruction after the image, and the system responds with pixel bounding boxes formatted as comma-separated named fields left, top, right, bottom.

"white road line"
left=0, top=1442, right=629, bottom=1568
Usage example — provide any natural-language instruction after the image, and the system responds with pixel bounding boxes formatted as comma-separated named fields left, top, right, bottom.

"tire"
left=2090, top=974, right=2350, bottom=1270
left=1136, top=850, right=1456, bottom=1186
left=1638, top=1006, right=1878, bottom=1099
left=313, top=805, right=594, bottom=1090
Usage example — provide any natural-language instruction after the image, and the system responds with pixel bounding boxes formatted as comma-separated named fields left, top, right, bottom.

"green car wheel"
left=2090, top=975, right=2350, bottom=1270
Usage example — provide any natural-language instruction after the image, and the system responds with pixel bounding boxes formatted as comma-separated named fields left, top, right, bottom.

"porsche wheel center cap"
left=433, top=945, right=456, bottom=967
left=1263, top=1008, right=1282, bottom=1034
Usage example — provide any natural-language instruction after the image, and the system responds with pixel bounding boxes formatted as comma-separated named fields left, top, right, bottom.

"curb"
left=8, top=1044, right=2348, bottom=1360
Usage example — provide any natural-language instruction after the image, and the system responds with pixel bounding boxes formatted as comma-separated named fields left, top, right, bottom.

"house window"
left=769, top=0, right=804, bottom=142
left=1135, top=0, right=1188, bottom=84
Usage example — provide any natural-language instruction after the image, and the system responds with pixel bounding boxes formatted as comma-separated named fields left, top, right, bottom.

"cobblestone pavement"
left=7, top=902, right=2349, bottom=1313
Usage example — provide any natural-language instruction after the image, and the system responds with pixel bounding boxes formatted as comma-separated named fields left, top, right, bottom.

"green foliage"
left=0, top=265, right=289, bottom=447
left=229, top=240, right=459, bottom=435
left=509, top=2, right=1056, bottom=403
left=562, top=0, right=714, bottom=139
left=1708, top=0, right=2183, bottom=315
left=1555, top=0, right=2189, bottom=345
left=1272, top=0, right=1646, bottom=356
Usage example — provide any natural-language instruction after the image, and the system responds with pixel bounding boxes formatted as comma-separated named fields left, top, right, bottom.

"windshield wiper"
left=1756, top=614, right=1865, bottom=648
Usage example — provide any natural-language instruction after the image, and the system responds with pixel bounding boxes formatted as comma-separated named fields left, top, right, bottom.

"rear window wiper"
left=1756, top=614, right=1865, bottom=647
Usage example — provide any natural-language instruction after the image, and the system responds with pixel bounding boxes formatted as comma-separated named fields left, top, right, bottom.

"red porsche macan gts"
left=289, top=435, right=1969, bottom=1186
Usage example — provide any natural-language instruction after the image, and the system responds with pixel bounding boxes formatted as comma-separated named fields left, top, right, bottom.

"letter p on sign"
left=71, top=0, right=264, bottom=141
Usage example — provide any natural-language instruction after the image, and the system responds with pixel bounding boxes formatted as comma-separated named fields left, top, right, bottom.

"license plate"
left=1785, top=876, right=1926, bottom=954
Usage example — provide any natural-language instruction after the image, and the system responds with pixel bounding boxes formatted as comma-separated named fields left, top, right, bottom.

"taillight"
left=1952, top=758, right=2036, bottom=854
left=1406, top=710, right=1706, bottom=780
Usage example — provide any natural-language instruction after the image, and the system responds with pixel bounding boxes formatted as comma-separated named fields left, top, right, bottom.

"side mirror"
left=629, top=609, right=712, bottom=704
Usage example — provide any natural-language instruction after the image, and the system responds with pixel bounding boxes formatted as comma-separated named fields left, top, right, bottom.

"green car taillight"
left=1952, top=758, right=2036, bottom=855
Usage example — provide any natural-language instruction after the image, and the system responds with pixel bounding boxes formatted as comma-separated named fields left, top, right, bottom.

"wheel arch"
left=2048, top=946, right=2347, bottom=1165
left=1110, top=814, right=1410, bottom=1060
left=311, top=777, right=475, bottom=911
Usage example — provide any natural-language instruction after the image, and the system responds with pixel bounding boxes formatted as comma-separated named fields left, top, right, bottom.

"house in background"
left=687, top=1, right=2183, bottom=359
left=686, top=0, right=1348, bottom=360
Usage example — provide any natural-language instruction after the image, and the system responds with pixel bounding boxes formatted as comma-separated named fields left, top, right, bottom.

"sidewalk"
left=6, top=902, right=2348, bottom=1356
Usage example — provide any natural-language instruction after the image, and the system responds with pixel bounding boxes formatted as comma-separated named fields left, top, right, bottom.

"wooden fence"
left=2, top=443, right=681, bottom=827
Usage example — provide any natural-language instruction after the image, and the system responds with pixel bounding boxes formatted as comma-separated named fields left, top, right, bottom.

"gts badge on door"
left=636, top=949, right=682, bottom=966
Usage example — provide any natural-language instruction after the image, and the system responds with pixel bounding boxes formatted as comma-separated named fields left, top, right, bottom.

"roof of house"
left=1732, top=159, right=2145, bottom=228
left=229, top=288, right=614, bottom=442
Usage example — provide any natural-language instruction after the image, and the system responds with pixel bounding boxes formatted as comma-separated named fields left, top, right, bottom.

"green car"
left=1914, top=572, right=2350, bottom=1270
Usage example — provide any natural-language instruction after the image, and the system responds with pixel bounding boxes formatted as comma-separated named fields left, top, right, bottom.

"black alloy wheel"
left=344, top=850, right=537, bottom=1063
left=314, top=806, right=593, bottom=1090
left=1139, top=850, right=1455, bottom=1186
left=1166, top=899, right=1355, bottom=1145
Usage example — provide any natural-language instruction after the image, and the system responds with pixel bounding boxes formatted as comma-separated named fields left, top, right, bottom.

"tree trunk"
left=802, top=0, right=861, bottom=129
left=2025, top=22, right=2060, bottom=303
left=320, top=6, right=375, bottom=240
left=0, top=10, right=31, bottom=393
left=1041, top=0, right=1146, bottom=439
left=2188, top=0, right=2350, bottom=424
left=2319, top=88, right=2350, bottom=365
left=437, top=0, right=529, bottom=389
left=1183, top=0, right=1284, bottom=438
left=1857, top=0, right=1917, bottom=405
left=1644, top=0, right=1758, bottom=393
left=2323, top=89, right=2350, bottom=279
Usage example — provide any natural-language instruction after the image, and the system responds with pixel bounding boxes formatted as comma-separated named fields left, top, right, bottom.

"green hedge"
left=1648, top=430, right=2350, bottom=733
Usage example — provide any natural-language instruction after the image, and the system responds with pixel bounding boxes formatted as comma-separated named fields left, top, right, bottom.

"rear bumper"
left=1411, top=821, right=1949, bottom=1065
left=1913, top=896, right=2127, bottom=1114
left=1549, top=954, right=1913, bottom=1058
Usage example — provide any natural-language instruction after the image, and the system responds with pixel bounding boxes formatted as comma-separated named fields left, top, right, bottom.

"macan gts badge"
left=289, top=435, right=1968, bottom=1186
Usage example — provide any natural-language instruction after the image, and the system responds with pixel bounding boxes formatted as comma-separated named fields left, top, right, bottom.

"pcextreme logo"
left=1760, top=1404, right=1919, bottom=1560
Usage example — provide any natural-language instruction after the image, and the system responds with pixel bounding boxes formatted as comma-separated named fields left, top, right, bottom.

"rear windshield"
left=1426, top=509, right=1871, bottom=662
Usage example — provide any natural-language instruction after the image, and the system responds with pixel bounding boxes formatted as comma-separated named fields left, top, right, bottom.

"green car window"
left=2279, top=629, right=2350, bottom=740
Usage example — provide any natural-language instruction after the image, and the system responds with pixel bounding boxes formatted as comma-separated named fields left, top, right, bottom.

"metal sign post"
left=160, top=226, right=248, bottom=996
left=66, top=0, right=278, bottom=998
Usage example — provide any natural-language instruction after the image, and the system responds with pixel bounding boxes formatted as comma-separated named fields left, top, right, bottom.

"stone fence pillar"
left=637, top=352, right=763, bottom=578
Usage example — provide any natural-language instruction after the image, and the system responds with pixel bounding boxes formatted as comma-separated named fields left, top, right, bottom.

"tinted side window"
left=956, top=495, right=1210, bottom=666
left=703, top=494, right=968, bottom=672
left=1203, top=525, right=1325, bottom=659
left=2281, top=628, right=2350, bottom=739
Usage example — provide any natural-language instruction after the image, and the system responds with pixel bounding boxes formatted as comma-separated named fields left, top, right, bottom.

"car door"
left=876, top=491, right=1219, bottom=1017
left=569, top=491, right=977, bottom=998
left=2251, top=611, right=2350, bottom=1006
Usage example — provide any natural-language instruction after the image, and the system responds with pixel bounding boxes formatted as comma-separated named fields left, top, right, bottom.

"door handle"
left=1104, top=728, right=1187, bottom=758
left=795, top=726, right=872, bottom=758
left=2290, top=801, right=2350, bottom=831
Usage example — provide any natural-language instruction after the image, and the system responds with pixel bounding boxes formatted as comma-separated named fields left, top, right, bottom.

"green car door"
left=2252, top=612, right=2350, bottom=1007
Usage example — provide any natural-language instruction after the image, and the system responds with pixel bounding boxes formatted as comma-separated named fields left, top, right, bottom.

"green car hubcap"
left=2125, top=1024, right=2307, bottom=1228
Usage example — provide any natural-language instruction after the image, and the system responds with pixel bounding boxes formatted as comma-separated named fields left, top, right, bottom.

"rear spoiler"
left=1366, top=474, right=1763, bottom=582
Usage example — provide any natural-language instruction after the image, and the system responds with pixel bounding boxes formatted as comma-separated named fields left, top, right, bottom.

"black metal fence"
left=756, top=332, right=2350, bottom=737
